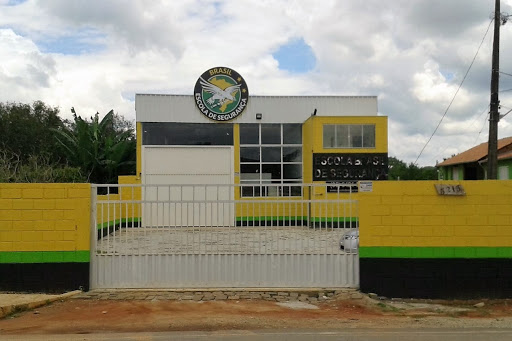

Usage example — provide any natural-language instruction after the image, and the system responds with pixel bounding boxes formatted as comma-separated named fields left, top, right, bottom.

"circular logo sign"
left=194, top=67, right=249, bottom=121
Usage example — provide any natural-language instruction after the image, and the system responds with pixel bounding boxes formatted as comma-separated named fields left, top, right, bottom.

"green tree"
left=0, top=101, right=85, bottom=183
left=0, top=151, right=85, bottom=183
left=0, top=101, right=64, bottom=163
left=54, top=110, right=136, bottom=184
left=388, top=156, right=438, bottom=180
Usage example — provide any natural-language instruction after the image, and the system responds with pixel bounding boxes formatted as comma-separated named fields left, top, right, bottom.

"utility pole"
left=488, top=0, right=501, bottom=179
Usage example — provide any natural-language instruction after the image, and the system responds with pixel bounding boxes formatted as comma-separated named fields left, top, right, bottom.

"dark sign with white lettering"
left=313, top=153, right=388, bottom=181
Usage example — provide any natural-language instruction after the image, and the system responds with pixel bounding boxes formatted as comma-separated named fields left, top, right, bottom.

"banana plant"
left=53, top=110, right=135, bottom=184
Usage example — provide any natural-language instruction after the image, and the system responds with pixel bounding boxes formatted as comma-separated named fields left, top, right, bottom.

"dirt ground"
left=2, top=296, right=512, bottom=335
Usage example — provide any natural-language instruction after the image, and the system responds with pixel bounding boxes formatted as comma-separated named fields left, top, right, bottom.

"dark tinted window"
left=363, top=125, right=376, bottom=147
left=240, top=124, right=259, bottom=144
left=261, top=124, right=281, bottom=144
left=283, top=164, right=302, bottom=179
left=239, top=123, right=303, bottom=197
left=283, top=147, right=302, bottom=162
left=240, top=147, right=260, bottom=162
left=261, top=147, right=281, bottom=162
left=283, top=124, right=302, bottom=144
left=262, top=164, right=281, bottom=180
left=142, top=123, right=233, bottom=145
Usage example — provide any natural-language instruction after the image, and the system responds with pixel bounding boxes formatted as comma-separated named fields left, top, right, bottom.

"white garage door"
left=142, top=146, right=234, bottom=227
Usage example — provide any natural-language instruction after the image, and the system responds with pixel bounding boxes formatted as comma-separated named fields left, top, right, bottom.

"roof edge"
left=135, top=94, right=378, bottom=99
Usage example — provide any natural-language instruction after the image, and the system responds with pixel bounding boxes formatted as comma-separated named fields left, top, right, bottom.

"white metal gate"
left=142, top=146, right=235, bottom=227
left=90, top=183, right=359, bottom=289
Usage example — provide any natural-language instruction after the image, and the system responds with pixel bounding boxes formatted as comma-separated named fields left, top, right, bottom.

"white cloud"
left=0, top=29, right=57, bottom=100
left=412, top=60, right=471, bottom=108
left=1, top=0, right=510, bottom=166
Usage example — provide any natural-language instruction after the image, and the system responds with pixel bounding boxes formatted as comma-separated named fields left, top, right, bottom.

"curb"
left=75, top=288, right=366, bottom=303
left=0, top=290, right=82, bottom=319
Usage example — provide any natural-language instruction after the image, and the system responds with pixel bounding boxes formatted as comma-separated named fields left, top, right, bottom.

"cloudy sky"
left=1, top=0, right=512, bottom=166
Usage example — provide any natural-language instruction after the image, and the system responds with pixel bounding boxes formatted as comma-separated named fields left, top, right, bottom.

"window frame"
left=323, top=124, right=376, bottom=149
left=239, top=123, right=303, bottom=197
left=142, top=122, right=234, bottom=146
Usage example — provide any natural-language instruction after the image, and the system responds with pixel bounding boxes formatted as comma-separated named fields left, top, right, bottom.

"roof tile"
left=437, top=136, right=512, bottom=166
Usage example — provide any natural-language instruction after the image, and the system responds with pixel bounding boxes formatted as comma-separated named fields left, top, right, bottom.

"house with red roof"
left=437, top=136, right=512, bottom=180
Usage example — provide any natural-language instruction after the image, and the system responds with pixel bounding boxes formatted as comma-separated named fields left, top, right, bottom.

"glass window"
left=142, top=123, right=233, bottom=145
left=283, top=147, right=302, bottom=162
left=498, top=166, right=509, bottom=180
left=323, top=125, right=335, bottom=148
left=363, top=125, right=376, bottom=148
left=283, top=124, right=302, bottom=144
left=262, top=164, right=281, bottom=180
left=261, top=147, right=281, bottom=162
left=282, top=184, right=302, bottom=197
left=350, top=125, right=363, bottom=147
left=240, top=123, right=303, bottom=197
left=240, top=124, right=259, bottom=144
left=241, top=185, right=263, bottom=197
left=336, top=125, right=349, bottom=148
left=283, top=164, right=302, bottom=180
left=240, top=147, right=260, bottom=162
left=452, top=166, right=459, bottom=180
left=323, top=124, right=376, bottom=148
left=261, top=124, right=281, bottom=144
left=241, top=164, right=260, bottom=178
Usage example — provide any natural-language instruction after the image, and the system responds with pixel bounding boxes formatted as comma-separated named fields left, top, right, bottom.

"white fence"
left=90, top=183, right=359, bottom=289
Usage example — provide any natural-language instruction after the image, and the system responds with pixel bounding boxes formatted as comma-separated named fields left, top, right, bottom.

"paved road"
left=3, top=329, right=512, bottom=341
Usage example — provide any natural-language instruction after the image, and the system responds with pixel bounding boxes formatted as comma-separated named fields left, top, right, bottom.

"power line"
left=429, top=104, right=489, bottom=164
left=499, top=72, right=512, bottom=92
left=500, top=105, right=512, bottom=119
left=473, top=112, right=489, bottom=145
left=468, top=104, right=490, bottom=130
left=414, top=19, right=494, bottom=165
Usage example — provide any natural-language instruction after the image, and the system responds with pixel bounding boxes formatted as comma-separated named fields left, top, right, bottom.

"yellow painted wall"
left=303, top=116, right=387, bottom=218
left=235, top=197, right=308, bottom=221
left=359, top=180, right=512, bottom=247
left=234, top=123, right=240, bottom=183
left=302, top=115, right=388, bottom=155
left=96, top=176, right=141, bottom=228
left=135, top=118, right=386, bottom=221
left=136, top=122, right=143, bottom=178
left=0, top=183, right=91, bottom=252
left=232, top=122, right=306, bottom=218
left=302, top=118, right=315, bottom=184
left=233, top=117, right=387, bottom=220
left=303, top=116, right=387, bottom=187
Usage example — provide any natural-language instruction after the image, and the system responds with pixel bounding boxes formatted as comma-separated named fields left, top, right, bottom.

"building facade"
left=135, top=94, right=388, bottom=195
left=133, top=67, right=387, bottom=228
left=437, top=137, right=512, bottom=180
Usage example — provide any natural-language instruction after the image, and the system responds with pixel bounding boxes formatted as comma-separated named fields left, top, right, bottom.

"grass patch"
left=4, top=305, right=28, bottom=319
left=376, top=302, right=402, bottom=313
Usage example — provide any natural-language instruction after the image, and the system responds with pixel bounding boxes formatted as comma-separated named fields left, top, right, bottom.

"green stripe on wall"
left=309, top=217, right=358, bottom=223
left=103, top=217, right=358, bottom=224
left=359, top=246, right=512, bottom=259
left=0, top=251, right=90, bottom=264
left=97, top=217, right=140, bottom=230
left=236, top=216, right=308, bottom=222
left=236, top=216, right=358, bottom=223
